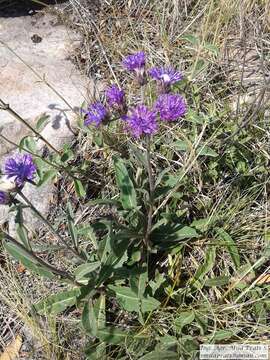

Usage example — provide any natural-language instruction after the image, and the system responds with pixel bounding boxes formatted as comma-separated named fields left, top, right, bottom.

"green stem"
left=0, top=99, right=61, bottom=155
left=144, top=135, right=154, bottom=248
left=1, top=230, right=80, bottom=285
left=18, top=190, right=85, bottom=261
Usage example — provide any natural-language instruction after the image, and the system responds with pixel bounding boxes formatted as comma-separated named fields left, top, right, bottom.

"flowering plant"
left=0, top=51, right=195, bottom=355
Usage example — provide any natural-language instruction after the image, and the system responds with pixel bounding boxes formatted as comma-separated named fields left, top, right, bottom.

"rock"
left=0, top=9, right=95, bottom=230
left=0, top=10, right=92, bottom=157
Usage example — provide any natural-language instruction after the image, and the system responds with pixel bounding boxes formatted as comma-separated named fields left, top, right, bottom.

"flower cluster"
left=0, top=153, right=36, bottom=206
left=4, top=154, right=36, bottom=187
left=155, top=94, right=186, bottom=122
left=149, top=66, right=183, bottom=92
left=125, top=105, right=158, bottom=138
left=83, top=51, right=186, bottom=138
left=84, top=102, right=108, bottom=127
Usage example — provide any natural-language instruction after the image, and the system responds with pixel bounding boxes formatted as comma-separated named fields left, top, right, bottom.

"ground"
left=0, top=0, right=269, bottom=359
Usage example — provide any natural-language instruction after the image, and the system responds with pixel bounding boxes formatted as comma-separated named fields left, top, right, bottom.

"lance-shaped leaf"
left=113, top=156, right=137, bottom=210
left=108, top=285, right=160, bottom=313
left=4, top=242, right=54, bottom=279
left=34, top=288, right=81, bottom=315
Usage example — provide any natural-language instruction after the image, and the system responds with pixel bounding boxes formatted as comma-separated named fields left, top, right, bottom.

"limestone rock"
left=0, top=10, right=94, bottom=229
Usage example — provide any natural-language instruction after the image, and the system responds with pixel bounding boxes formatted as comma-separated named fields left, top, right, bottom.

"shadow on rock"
left=0, top=0, right=68, bottom=17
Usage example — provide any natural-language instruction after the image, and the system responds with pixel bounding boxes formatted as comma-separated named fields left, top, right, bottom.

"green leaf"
left=37, top=169, right=57, bottom=187
left=108, top=285, right=160, bottom=313
left=205, top=276, right=230, bottom=287
left=216, top=228, right=240, bottom=269
left=82, top=299, right=98, bottom=336
left=208, top=329, right=234, bottom=341
left=60, top=145, right=74, bottom=162
left=77, top=225, right=98, bottom=250
left=151, top=224, right=199, bottom=243
left=16, top=224, right=30, bottom=249
left=34, top=288, right=81, bottom=315
left=172, top=140, right=189, bottom=151
left=74, top=179, right=86, bottom=197
left=182, top=34, right=199, bottom=45
left=67, top=202, right=78, bottom=249
left=19, top=136, right=37, bottom=153
left=192, top=59, right=208, bottom=78
left=36, top=114, right=50, bottom=132
left=4, top=242, right=54, bottom=279
left=172, top=141, right=218, bottom=157
left=96, top=326, right=147, bottom=345
left=82, top=294, right=106, bottom=337
left=197, top=145, right=218, bottom=157
left=113, top=156, right=137, bottom=210
left=139, top=351, right=178, bottom=360
left=191, top=246, right=216, bottom=288
left=74, top=261, right=100, bottom=284
left=204, top=43, right=219, bottom=56
left=174, top=310, right=195, bottom=333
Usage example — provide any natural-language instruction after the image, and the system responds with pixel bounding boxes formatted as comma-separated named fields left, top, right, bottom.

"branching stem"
left=18, top=190, right=85, bottom=261
left=1, top=230, right=80, bottom=285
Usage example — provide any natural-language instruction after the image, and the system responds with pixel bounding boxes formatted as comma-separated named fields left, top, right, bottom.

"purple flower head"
left=106, top=85, right=125, bottom=108
left=125, top=105, right=158, bottom=138
left=4, top=154, right=36, bottom=187
left=122, top=51, right=146, bottom=72
left=155, top=94, right=187, bottom=122
left=0, top=191, right=9, bottom=205
left=122, top=52, right=146, bottom=85
left=84, top=102, right=108, bottom=127
left=149, top=67, right=183, bottom=85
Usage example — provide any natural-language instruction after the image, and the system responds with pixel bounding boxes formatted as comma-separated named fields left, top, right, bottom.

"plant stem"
left=0, top=99, right=61, bottom=155
left=1, top=230, right=80, bottom=285
left=18, top=190, right=85, bottom=261
left=144, top=135, right=154, bottom=248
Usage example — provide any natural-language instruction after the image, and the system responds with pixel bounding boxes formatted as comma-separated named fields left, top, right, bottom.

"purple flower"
left=149, top=67, right=183, bottom=85
left=125, top=105, right=158, bottom=138
left=84, top=102, right=108, bottom=127
left=155, top=94, right=187, bottom=122
left=122, top=52, right=146, bottom=85
left=122, top=51, right=146, bottom=72
left=106, top=85, right=125, bottom=108
left=4, top=154, right=36, bottom=187
left=0, top=191, right=9, bottom=205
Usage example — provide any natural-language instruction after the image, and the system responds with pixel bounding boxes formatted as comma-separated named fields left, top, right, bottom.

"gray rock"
left=0, top=10, right=95, bottom=230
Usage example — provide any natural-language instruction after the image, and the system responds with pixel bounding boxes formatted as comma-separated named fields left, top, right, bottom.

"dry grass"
left=0, top=0, right=269, bottom=358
